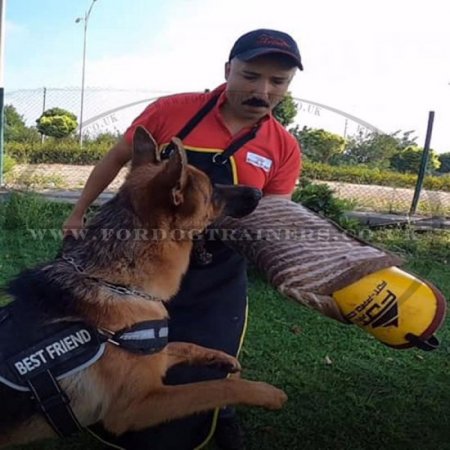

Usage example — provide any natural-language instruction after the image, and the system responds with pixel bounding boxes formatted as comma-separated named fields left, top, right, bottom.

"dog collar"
left=61, top=255, right=161, bottom=302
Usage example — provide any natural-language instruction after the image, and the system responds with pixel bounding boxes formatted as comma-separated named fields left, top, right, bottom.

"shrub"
left=85, top=132, right=120, bottom=147
left=291, top=126, right=346, bottom=164
left=273, top=92, right=297, bottom=127
left=437, top=152, right=450, bottom=174
left=36, top=108, right=78, bottom=139
left=5, top=140, right=111, bottom=165
left=389, top=146, right=440, bottom=173
left=4, top=105, right=41, bottom=143
left=292, top=179, right=361, bottom=233
left=302, top=161, right=450, bottom=192
left=2, top=154, right=16, bottom=174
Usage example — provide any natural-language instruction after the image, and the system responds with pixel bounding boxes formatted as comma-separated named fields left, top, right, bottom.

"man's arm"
left=264, top=193, right=292, bottom=200
left=262, top=138, right=301, bottom=199
left=63, top=137, right=132, bottom=233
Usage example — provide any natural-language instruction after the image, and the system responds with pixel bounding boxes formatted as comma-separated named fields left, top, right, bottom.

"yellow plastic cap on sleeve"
left=332, top=267, right=446, bottom=350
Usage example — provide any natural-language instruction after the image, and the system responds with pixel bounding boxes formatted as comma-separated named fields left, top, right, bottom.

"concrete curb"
left=2, top=189, right=449, bottom=230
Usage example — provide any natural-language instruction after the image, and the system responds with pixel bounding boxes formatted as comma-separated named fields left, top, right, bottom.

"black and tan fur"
left=0, top=127, right=287, bottom=448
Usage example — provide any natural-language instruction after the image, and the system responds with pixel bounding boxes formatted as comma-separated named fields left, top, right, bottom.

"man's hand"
left=62, top=212, right=85, bottom=237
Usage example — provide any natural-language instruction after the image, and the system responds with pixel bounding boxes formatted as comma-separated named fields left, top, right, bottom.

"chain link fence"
left=2, top=87, right=449, bottom=219
left=3, top=87, right=172, bottom=137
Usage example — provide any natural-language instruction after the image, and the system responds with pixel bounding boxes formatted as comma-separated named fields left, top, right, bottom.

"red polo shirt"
left=124, top=84, right=301, bottom=195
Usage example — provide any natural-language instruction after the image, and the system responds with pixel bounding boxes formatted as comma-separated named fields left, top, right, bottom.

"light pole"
left=76, top=0, right=98, bottom=146
left=0, top=0, right=6, bottom=187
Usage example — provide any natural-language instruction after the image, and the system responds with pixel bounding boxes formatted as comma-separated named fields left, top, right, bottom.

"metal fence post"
left=40, top=86, right=47, bottom=144
left=409, top=111, right=435, bottom=216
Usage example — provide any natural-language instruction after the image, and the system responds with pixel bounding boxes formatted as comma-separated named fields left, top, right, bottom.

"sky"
left=3, top=0, right=450, bottom=152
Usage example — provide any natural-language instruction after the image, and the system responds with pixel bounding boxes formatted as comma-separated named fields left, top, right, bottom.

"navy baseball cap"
left=229, top=29, right=303, bottom=70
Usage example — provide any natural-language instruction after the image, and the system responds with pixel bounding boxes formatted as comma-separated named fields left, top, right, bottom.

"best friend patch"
left=10, top=327, right=94, bottom=377
left=0, top=321, right=105, bottom=391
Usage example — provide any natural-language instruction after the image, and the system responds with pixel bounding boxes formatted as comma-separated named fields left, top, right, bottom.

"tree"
left=36, top=108, right=78, bottom=139
left=389, top=146, right=440, bottom=173
left=273, top=92, right=297, bottom=127
left=437, top=152, right=450, bottom=173
left=4, top=105, right=40, bottom=142
left=290, top=126, right=346, bottom=164
left=343, top=130, right=417, bottom=168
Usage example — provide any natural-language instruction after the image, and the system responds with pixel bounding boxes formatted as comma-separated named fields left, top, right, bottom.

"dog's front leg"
left=104, top=378, right=287, bottom=435
left=0, top=416, right=56, bottom=448
left=163, top=342, right=241, bottom=373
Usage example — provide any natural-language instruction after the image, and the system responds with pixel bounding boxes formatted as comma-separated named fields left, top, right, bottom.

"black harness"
left=0, top=303, right=168, bottom=440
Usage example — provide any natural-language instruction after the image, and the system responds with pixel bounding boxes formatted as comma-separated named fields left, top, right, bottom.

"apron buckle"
left=212, top=153, right=228, bottom=165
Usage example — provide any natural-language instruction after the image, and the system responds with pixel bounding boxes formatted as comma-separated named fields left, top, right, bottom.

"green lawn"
left=1, top=194, right=450, bottom=450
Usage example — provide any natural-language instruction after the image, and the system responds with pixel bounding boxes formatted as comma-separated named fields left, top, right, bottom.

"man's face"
left=224, top=55, right=296, bottom=122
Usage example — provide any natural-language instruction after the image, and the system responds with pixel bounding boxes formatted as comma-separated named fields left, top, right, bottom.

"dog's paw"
left=253, top=382, right=288, bottom=410
left=206, top=351, right=241, bottom=373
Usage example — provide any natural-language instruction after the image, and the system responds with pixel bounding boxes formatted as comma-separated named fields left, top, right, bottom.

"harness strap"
left=29, top=371, right=122, bottom=448
left=27, top=370, right=82, bottom=437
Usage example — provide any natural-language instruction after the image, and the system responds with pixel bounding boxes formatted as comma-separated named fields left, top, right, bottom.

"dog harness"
left=0, top=302, right=168, bottom=438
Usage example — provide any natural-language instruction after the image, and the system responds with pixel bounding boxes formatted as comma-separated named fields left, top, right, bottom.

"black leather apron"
left=117, top=95, right=260, bottom=450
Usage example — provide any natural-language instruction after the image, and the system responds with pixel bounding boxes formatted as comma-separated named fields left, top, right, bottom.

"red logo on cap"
left=256, top=34, right=291, bottom=49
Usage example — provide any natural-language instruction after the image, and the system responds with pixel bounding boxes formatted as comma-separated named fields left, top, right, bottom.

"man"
left=64, top=28, right=303, bottom=450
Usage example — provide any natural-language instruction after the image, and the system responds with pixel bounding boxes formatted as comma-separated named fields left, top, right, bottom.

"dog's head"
left=124, top=126, right=261, bottom=236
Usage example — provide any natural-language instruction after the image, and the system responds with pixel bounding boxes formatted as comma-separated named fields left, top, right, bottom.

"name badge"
left=246, top=152, right=273, bottom=172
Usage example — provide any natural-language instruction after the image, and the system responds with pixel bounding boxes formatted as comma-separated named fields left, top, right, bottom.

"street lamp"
left=75, top=0, right=98, bottom=146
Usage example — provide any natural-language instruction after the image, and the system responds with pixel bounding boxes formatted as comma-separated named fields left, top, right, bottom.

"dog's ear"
left=164, top=137, right=188, bottom=206
left=131, top=126, right=160, bottom=168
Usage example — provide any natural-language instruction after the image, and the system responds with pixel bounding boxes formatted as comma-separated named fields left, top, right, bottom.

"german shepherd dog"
left=0, top=127, right=287, bottom=448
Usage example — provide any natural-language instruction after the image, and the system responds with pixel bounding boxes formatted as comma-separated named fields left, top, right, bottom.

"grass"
left=1, top=194, right=450, bottom=450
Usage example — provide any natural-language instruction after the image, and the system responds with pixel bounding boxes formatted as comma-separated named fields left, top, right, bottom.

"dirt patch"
left=5, top=164, right=450, bottom=216
left=7, top=164, right=129, bottom=192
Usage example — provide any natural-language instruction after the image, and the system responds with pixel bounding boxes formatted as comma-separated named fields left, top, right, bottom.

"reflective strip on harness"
left=101, top=320, right=169, bottom=355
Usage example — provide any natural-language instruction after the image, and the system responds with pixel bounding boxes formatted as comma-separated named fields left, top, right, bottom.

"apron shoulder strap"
left=177, top=93, right=221, bottom=140
left=213, top=124, right=260, bottom=165
left=161, top=93, right=220, bottom=159
left=161, top=90, right=261, bottom=164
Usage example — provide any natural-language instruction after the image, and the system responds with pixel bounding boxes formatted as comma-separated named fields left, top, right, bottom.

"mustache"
left=242, top=97, right=270, bottom=108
